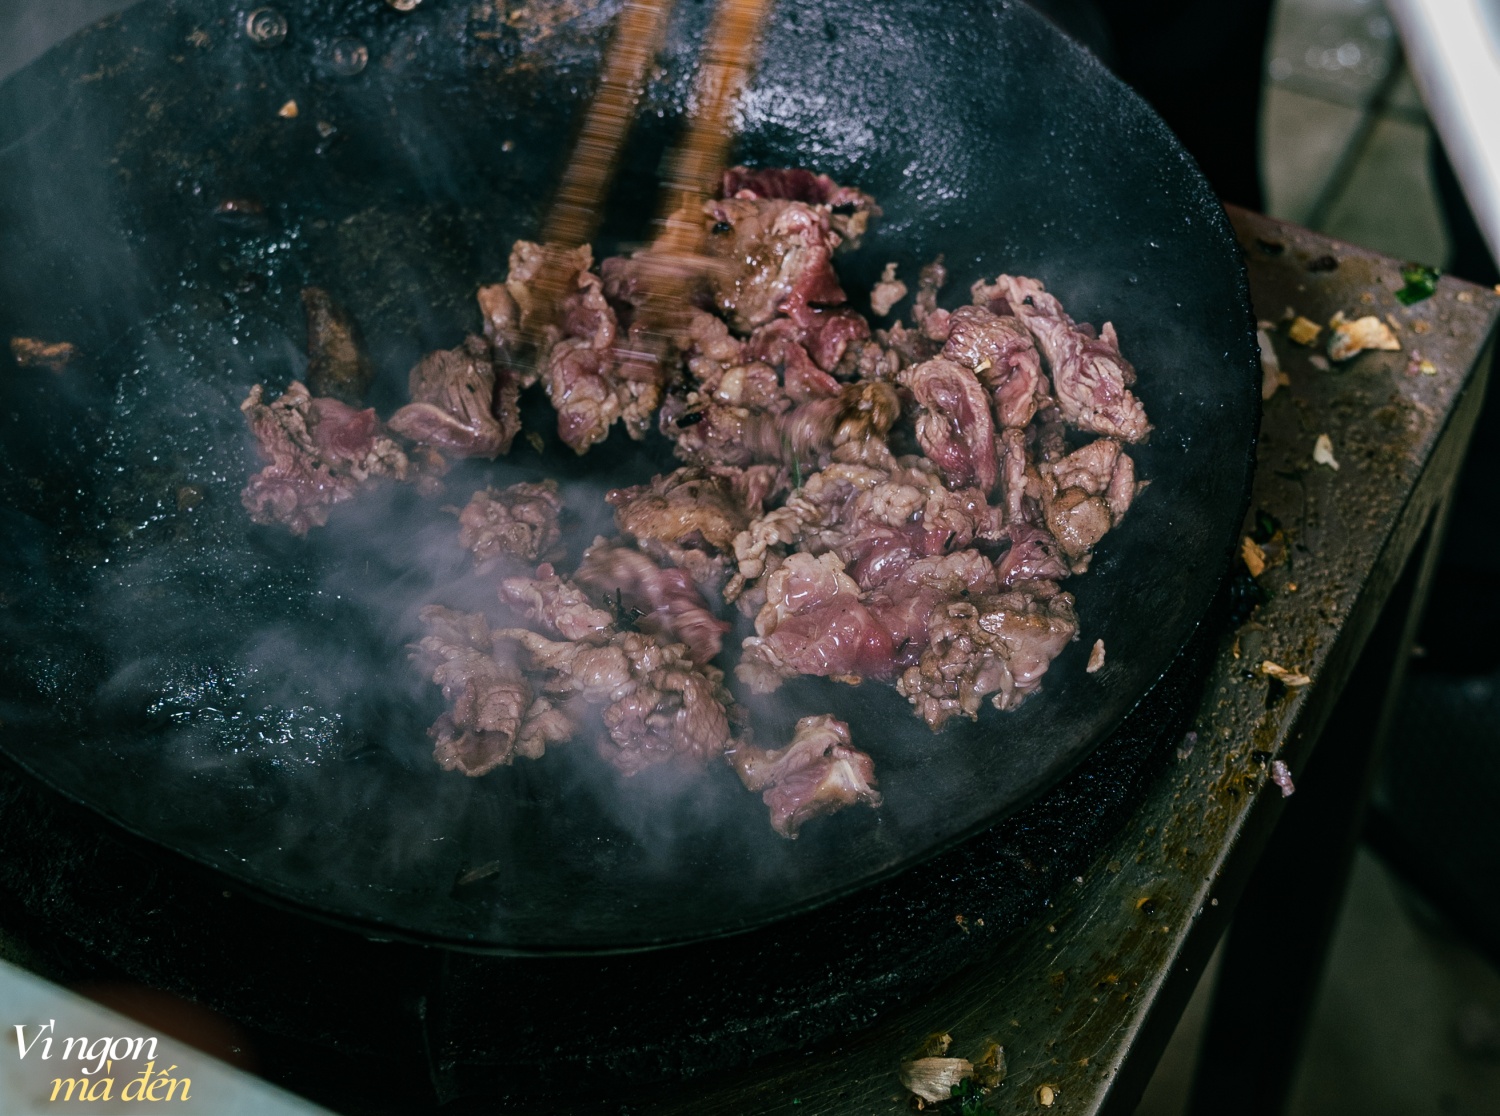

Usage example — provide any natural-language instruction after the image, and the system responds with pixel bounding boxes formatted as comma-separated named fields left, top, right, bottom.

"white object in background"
left=1386, top=0, right=1500, bottom=264
left=0, top=958, right=332, bottom=1115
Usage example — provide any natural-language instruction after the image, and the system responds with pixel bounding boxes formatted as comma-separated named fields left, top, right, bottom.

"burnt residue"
left=301, top=286, right=373, bottom=403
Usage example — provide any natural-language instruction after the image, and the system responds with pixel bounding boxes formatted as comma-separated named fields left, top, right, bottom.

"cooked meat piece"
left=996, top=523, right=1071, bottom=586
left=746, top=318, right=841, bottom=401
left=544, top=338, right=623, bottom=453
left=879, top=320, right=940, bottom=370
left=730, top=456, right=1003, bottom=596
left=702, top=195, right=847, bottom=333
left=897, top=581, right=1078, bottom=728
left=607, top=466, right=756, bottom=592
left=731, top=715, right=881, bottom=838
left=986, top=274, right=1150, bottom=443
left=942, top=304, right=1049, bottom=428
left=1043, top=485, right=1113, bottom=564
left=575, top=538, right=729, bottom=665
left=498, top=563, right=615, bottom=642
left=912, top=257, right=948, bottom=337
left=476, top=282, right=524, bottom=369
left=596, top=632, right=735, bottom=774
left=720, top=164, right=880, bottom=246
left=870, top=262, right=908, bottom=317
left=240, top=381, right=409, bottom=535
left=503, top=239, right=592, bottom=332
left=664, top=381, right=899, bottom=471
left=738, top=552, right=893, bottom=691
left=388, top=336, right=518, bottom=458
left=457, top=480, right=564, bottom=568
left=302, top=287, right=373, bottom=404
left=1043, top=437, right=1142, bottom=526
left=899, top=357, right=999, bottom=492
left=413, top=606, right=561, bottom=776
left=499, top=626, right=735, bottom=775
left=867, top=550, right=1001, bottom=663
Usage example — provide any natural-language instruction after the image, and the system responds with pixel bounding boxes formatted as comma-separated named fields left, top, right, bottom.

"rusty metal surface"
left=609, top=213, right=1499, bottom=1114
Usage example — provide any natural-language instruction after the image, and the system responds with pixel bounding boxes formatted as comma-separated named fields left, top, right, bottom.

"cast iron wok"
left=0, top=0, right=1258, bottom=953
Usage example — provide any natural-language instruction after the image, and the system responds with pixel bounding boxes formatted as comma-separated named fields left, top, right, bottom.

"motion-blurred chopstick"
left=524, top=0, right=677, bottom=339
left=527, top=0, right=776, bottom=356
left=633, top=0, right=776, bottom=338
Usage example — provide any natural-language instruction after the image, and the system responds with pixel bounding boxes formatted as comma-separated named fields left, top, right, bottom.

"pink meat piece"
left=388, top=336, right=518, bottom=459
left=867, top=550, right=1001, bottom=664
left=498, top=563, right=616, bottom=643
left=942, top=304, right=1050, bottom=428
left=456, top=481, right=564, bottom=568
left=986, top=274, right=1150, bottom=443
left=899, top=357, right=999, bottom=493
left=731, top=715, right=881, bottom=838
left=737, top=552, right=894, bottom=691
left=240, top=381, right=410, bottom=535
left=897, top=580, right=1079, bottom=728
left=574, top=539, right=729, bottom=666
left=746, top=318, right=841, bottom=401
left=412, top=606, right=573, bottom=776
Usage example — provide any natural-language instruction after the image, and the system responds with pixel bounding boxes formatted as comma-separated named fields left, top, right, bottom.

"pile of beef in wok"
left=238, top=166, right=1150, bottom=839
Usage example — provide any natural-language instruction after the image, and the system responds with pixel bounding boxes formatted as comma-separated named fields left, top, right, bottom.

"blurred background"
left=1, top=1, right=1498, bottom=1114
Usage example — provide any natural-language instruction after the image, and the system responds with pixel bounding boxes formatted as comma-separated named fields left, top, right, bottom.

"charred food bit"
left=731, top=715, right=880, bottom=838
left=302, top=287, right=373, bottom=404
left=456, top=480, right=564, bottom=568
left=9, top=337, right=76, bottom=372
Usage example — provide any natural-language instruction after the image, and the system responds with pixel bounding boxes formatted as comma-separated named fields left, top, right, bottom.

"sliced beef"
left=737, top=552, right=893, bottom=692
left=574, top=539, right=729, bottom=665
left=1037, top=438, right=1145, bottom=563
left=899, top=357, right=999, bottom=493
left=702, top=195, right=847, bottom=333
left=388, top=336, right=518, bottom=459
left=607, top=466, right=757, bottom=592
left=897, top=581, right=1079, bottom=729
left=996, top=523, right=1071, bottom=586
left=499, top=626, right=735, bottom=776
left=720, top=165, right=880, bottom=246
left=456, top=480, right=564, bottom=568
left=942, top=304, right=1049, bottom=428
left=498, top=563, right=615, bottom=643
left=663, top=381, right=899, bottom=471
left=302, top=287, right=373, bottom=404
left=867, top=550, right=1001, bottom=665
left=731, top=715, right=881, bottom=838
left=412, top=606, right=571, bottom=776
left=240, top=381, right=409, bottom=535
left=985, top=274, right=1150, bottom=443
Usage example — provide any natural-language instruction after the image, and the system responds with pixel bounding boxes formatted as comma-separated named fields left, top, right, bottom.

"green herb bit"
left=1396, top=264, right=1440, bottom=306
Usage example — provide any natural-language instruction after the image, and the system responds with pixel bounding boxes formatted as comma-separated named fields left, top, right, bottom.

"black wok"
left=0, top=0, right=1258, bottom=958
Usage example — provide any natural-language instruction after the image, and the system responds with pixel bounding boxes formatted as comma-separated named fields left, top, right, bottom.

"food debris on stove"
left=900, top=1057, right=975, bottom=1105
left=1086, top=638, right=1106, bottom=673
left=1270, top=758, right=1296, bottom=797
left=1327, top=312, right=1400, bottom=363
left=1287, top=316, right=1321, bottom=346
left=1258, top=660, right=1311, bottom=687
left=1313, top=433, right=1339, bottom=471
left=236, top=166, right=1155, bottom=837
left=1395, top=264, right=1440, bottom=306
left=9, top=337, right=76, bottom=371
